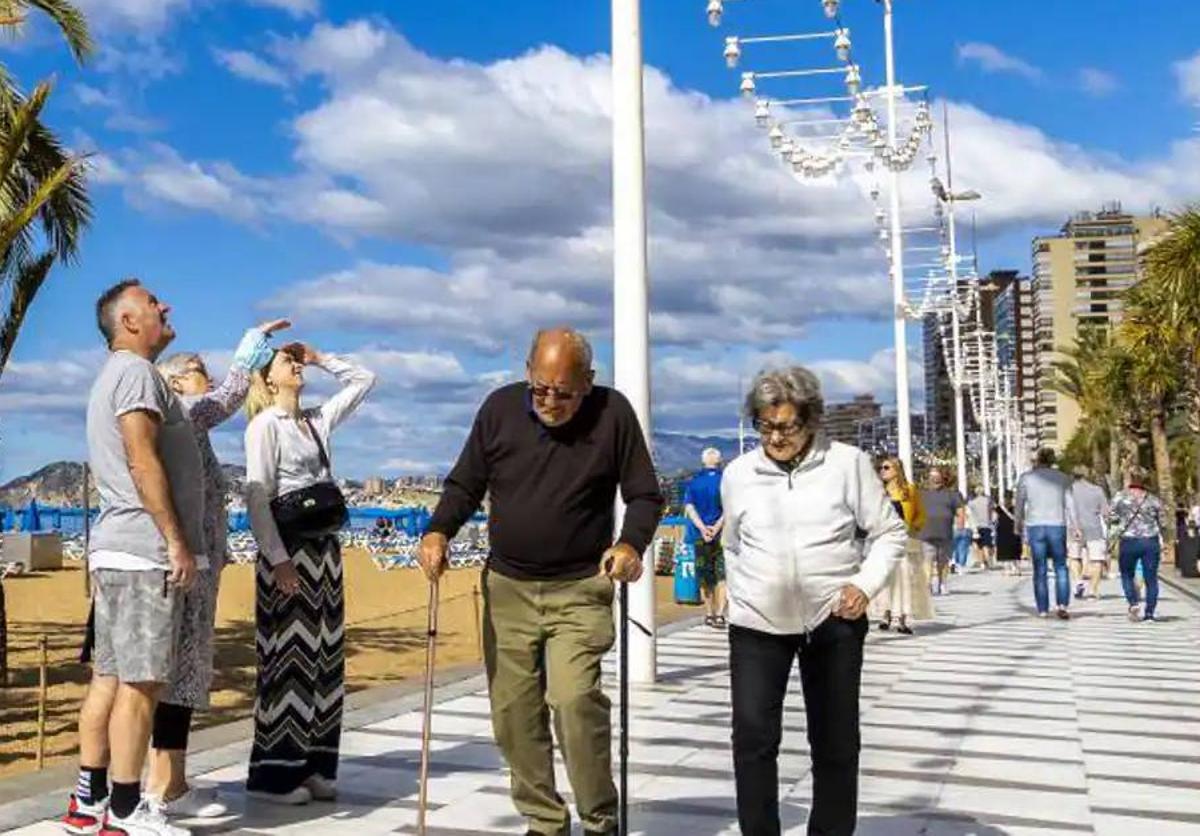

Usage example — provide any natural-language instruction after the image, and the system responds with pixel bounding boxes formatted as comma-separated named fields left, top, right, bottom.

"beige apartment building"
left=1029, top=203, right=1169, bottom=450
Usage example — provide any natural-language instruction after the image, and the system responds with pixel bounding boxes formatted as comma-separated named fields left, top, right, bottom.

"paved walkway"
left=4, top=570, right=1200, bottom=835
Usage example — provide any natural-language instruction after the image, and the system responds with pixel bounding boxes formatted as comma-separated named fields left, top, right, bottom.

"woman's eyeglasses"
left=753, top=419, right=805, bottom=438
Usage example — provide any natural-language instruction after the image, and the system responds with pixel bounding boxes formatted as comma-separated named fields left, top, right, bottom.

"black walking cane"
left=616, top=574, right=653, bottom=836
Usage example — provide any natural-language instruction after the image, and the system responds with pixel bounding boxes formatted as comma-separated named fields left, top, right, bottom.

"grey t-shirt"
left=919, top=488, right=964, bottom=543
left=968, top=496, right=994, bottom=530
left=1071, top=480, right=1108, bottom=541
left=87, top=350, right=205, bottom=568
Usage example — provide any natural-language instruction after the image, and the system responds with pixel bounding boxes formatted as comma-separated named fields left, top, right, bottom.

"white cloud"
left=1078, top=67, right=1118, bottom=98
left=67, top=19, right=1200, bottom=473
left=214, top=48, right=290, bottom=88
left=136, top=146, right=260, bottom=220
left=74, top=0, right=190, bottom=34
left=247, top=0, right=318, bottom=18
left=271, top=19, right=388, bottom=77
left=1175, top=51, right=1200, bottom=106
left=957, top=42, right=1042, bottom=81
left=94, top=21, right=1200, bottom=352
left=74, top=83, right=116, bottom=108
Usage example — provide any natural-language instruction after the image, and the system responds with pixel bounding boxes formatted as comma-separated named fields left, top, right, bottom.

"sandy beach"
left=0, top=550, right=697, bottom=779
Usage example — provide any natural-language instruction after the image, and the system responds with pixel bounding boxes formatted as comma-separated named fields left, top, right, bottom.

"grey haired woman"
left=146, top=319, right=290, bottom=819
left=721, top=366, right=906, bottom=836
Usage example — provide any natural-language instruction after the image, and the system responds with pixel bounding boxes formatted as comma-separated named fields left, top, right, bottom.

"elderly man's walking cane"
left=618, top=580, right=629, bottom=836
left=417, top=580, right=439, bottom=836
left=617, top=576, right=653, bottom=836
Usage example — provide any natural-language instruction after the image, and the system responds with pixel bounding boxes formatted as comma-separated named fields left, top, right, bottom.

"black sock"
left=110, top=781, right=140, bottom=819
left=152, top=702, right=194, bottom=751
left=76, top=766, right=108, bottom=804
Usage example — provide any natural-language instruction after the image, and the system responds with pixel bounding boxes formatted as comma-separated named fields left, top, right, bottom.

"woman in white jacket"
left=722, top=366, right=907, bottom=836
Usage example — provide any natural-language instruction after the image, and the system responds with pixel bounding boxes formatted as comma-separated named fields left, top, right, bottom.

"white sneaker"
left=103, top=800, right=191, bottom=836
left=246, top=786, right=312, bottom=806
left=150, top=786, right=227, bottom=819
left=302, top=775, right=338, bottom=801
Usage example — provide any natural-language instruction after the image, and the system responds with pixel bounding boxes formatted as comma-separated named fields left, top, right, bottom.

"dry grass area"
left=0, top=552, right=698, bottom=779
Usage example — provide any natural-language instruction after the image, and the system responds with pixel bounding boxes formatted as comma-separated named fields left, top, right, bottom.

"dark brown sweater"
left=426, top=383, right=664, bottom=580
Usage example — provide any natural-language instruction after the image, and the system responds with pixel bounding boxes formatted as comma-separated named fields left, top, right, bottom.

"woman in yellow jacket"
left=873, top=457, right=934, bottom=634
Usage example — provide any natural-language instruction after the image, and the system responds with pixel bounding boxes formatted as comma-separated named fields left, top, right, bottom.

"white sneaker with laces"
left=103, top=799, right=191, bottom=836
left=150, top=786, right=227, bottom=819
left=303, top=775, right=338, bottom=801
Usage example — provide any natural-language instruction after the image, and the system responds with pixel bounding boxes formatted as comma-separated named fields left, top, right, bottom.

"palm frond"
left=19, top=0, right=93, bottom=63
left=0, top=250, right=54, bottom=376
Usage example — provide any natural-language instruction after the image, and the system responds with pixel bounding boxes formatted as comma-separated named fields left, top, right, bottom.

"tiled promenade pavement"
left=4, top=570, right=1199, bottom=835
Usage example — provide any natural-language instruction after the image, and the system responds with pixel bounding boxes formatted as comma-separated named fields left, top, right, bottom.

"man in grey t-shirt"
left=64, top=279, right=201, bottom=836
left=918, top=468, right=965, bottom=595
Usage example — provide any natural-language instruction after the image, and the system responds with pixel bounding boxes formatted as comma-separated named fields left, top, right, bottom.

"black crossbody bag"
left=270, top=415, right=348, bottom=550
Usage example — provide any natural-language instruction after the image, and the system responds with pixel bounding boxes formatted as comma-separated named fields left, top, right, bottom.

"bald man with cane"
left=418, top=328, right=664, bottom=836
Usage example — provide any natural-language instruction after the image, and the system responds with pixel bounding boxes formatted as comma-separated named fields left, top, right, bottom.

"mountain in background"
left=1, top=438, right=745, bottom=508
left=0, top=462, right=97, bottom=507
left=652, top=432, right=747, bottom=476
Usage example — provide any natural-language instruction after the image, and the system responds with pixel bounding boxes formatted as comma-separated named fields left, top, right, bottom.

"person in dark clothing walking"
left=418, top=328, right=664, bottom=836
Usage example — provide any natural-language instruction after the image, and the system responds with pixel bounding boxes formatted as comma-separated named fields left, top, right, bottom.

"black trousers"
left=730, top=616, right=868, bottom=836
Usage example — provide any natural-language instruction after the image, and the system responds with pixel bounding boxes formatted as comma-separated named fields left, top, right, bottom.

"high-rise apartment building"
left=991, top=271, right=1039, bottom=453
left=822, top=394, right=881, bottom=446
left=1030, top=203, right=1169, bottom=449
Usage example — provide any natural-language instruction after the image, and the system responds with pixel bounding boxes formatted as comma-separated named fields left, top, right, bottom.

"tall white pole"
left=975, top=297, right=992, bottom=497
left=883, top=0, right=913, bottom=477
left=995, top=357, right=1006, bottom=497
left=612, top=0, right=655, bottom=684
left=946, top=212, right=968, bottom=497
left=942, top=105, right=968, bottom=497
left=737, top=374, right=746, bottom=455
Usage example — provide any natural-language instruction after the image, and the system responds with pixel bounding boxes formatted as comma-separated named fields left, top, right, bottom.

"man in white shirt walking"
left=64, top=280, right=201, bottom=836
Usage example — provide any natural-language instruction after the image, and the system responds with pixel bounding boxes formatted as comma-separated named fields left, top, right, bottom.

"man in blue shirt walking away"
left=684, top=448, right=726, bottom=628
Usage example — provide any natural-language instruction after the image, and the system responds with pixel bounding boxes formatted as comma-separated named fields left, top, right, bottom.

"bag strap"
left=1115, top=492, right=1149, bottom=541
left=302, top=414, right=331, bottom=473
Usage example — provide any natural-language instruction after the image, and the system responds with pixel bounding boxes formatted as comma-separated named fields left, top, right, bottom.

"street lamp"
left=707, top=0, right=724, bottom=27
left=754, top=98, right=771, bottom=127
left=709, top=0, right=933, bottom=476
left=724, top=36, right=741, bottom=68
left=834, top=28, right=852, bottom=61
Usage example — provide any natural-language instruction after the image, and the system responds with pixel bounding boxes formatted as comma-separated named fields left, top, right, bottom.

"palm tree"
left=0, top=81, right=91, bottom=374
left=1121, top=284, right=1188, bottom=545
left=0, top=1, right=92, bottom=63
left=1048, top=328, right=1118, bottom=489
left=0, top=0, right=92, bottom=690
left=1141, top=206, right=1200, bottom=495
left=0, top=1, right=93, bottom=379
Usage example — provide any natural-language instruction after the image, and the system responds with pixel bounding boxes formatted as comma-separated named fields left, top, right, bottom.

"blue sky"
left=1, top=0, right=1198, bottom=480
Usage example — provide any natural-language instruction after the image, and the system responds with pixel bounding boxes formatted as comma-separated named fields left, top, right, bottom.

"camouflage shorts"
left=693, top=540, right=726, bottom=588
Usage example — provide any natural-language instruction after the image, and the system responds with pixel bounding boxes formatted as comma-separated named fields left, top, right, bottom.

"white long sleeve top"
left=721, top=435, right=908, bottom=635
left=244, top=355, right=376, bottom=566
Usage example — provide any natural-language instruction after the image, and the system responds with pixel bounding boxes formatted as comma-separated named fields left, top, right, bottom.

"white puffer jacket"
left=721, top=435, right=907, bottom=635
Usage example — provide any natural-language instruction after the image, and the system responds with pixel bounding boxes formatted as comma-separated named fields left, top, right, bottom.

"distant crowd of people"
left=64, top=276, right=1180, bottom=836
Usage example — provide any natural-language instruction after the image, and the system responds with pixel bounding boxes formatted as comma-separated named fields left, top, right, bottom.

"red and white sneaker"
left=62, top=794, right=108, bottom=835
